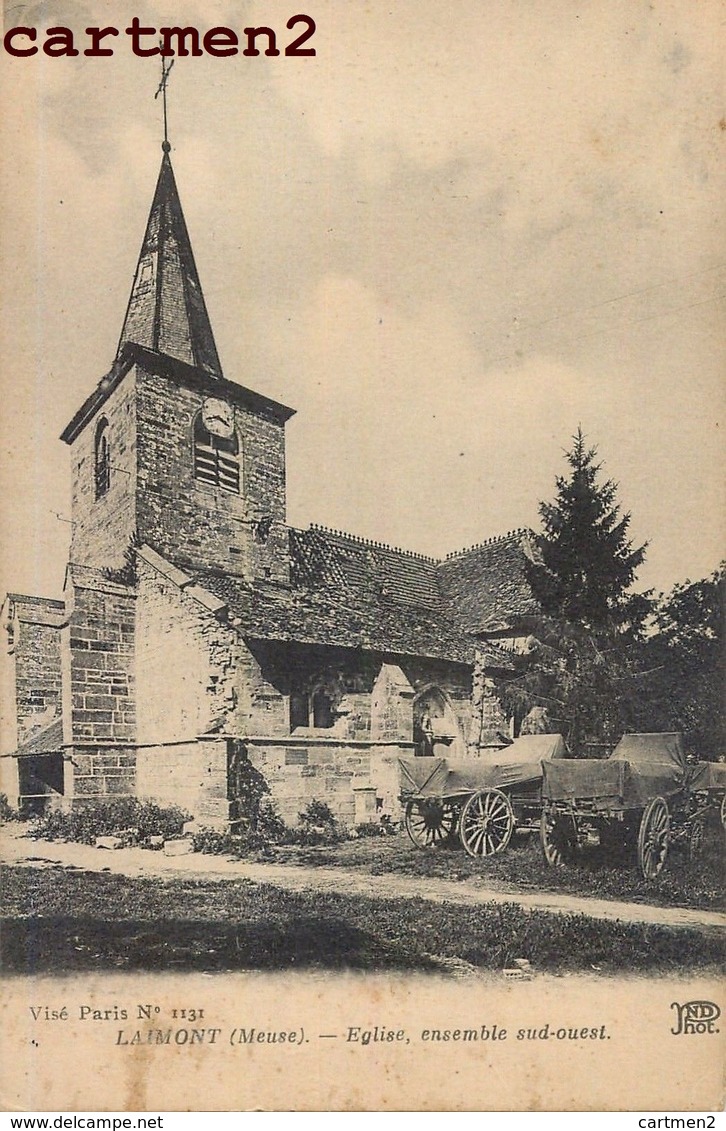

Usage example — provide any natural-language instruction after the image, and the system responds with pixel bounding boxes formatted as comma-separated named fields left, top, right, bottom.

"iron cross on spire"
left=154, top=51, right=175, bottom=150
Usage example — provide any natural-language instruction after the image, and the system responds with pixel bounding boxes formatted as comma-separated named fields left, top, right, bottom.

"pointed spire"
left=117, top=145, right=223, bottom=379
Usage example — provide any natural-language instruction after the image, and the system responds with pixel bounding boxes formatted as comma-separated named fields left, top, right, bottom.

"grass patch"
left=1, top=864, right=723, bottom=976
left=266, top=822, right=725, bottom=913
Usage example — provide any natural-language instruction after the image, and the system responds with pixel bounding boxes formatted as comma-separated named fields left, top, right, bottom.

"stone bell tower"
left=61, top=142, right=295, bottom=586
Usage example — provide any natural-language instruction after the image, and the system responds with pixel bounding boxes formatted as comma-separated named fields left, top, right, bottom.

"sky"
left=0, top=0, right=723, bottom=602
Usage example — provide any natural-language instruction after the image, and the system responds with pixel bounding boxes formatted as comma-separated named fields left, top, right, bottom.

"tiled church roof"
left=195, top=569, right=480, bottom=664
left=291, top=526, right=440, bottom=608
left=437, top=529, right=540, bottom=632
left=190, top=524, right=535, bottom=668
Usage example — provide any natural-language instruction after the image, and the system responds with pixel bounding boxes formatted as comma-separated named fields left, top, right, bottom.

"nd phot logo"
left=670, top=1000, right=721, bottom=1035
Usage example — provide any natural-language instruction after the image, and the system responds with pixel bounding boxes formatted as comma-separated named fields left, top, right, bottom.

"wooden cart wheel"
left=637, top=796, right=670, bottom=879
left=720, top=793, right=726, bottom=832
left=459, top=788, right=514, bottom=857
left=688, top=817, right=705, bottom=863
left=540, top=808, right=576, bottom=866
left=404, top=799, right=457, bottom=849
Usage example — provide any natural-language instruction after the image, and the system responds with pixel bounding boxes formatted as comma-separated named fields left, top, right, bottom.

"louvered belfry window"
left=193, top=414, right=240, bottom=493
left=94, top=418, right=111, bottom=499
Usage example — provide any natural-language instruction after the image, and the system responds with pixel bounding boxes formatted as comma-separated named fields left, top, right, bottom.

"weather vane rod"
left=154, top=50, right=175, bottom=150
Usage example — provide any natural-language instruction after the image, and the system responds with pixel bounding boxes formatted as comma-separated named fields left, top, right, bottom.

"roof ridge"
left=307, top=523, right=438, bottom=564
left=5, top=592, right=65, bottom=607
left=443, top=527, right=532, bottom=561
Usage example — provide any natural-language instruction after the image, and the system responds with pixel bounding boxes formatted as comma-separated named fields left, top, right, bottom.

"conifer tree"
left=526, top=428, right=648, bottom=635
left=505, top=429, right=651, bottom=751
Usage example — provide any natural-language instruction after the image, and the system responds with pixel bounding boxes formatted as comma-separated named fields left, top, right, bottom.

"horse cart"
left=689, top=757, right=726, bottom=833
left=399, top=733, right=568, bottom=858
left=540, top=732, right=724, bottom=880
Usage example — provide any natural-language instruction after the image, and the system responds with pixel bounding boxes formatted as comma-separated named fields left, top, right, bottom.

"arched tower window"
left=94, top=418, right=110, bottom=499
left=193, top=414, right=240, bottom=493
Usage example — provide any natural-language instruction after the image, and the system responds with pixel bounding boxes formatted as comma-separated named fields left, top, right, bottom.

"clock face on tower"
left=201, top=397, right=235, bottom=440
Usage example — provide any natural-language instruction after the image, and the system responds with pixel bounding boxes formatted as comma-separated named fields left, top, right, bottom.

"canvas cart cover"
left=398, top=757, right=449, bottom=797
left=400, top=734, right=567, bottom=799
left=689, top=760, right=726, bottom=791
left=470, top=734, right=568, bottom=790
left=542, top=733, right=688, bottom=806
left=610, top=732, right=686, bottom=770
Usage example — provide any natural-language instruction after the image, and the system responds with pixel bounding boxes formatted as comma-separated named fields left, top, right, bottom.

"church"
left=0, top=138, right=542, bottom=828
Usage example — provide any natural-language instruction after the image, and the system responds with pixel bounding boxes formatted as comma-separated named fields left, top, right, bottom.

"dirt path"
left=3, top=827, right=724, bottom=933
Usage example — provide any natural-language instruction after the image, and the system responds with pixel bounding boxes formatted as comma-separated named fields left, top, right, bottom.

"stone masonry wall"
left=243, top=739, right=375, bottom=827
left=0, top=595, right=64, bottom=803
left=136, top=738, right=229, bottom=826
left=370, top=663, right=414, bottom=742
left=4, top=596, right=65, bottom=748
left=70, top=746, right=136, bottom=802
left=472, top=655, right=511, bottom=749
left=135, top=364, right=289, bottom=584
left=135, top=556, right=243, bottom=743
left=69, top=371, right=138, bottom=574
left=117, top=552, right=494, bottom=825
left=235, top=651, right=472, bottom=826
left=67, top=571, right=136, bottom=746
left=136, top=560, right=207, bottom=744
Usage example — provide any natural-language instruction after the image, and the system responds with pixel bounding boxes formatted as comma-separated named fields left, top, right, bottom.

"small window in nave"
left=312, top=687, right=334, bottom=729
left=289, top=692, right=310, bottom=731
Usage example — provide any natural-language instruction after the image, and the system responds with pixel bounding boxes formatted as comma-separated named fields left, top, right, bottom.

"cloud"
left=254, top=270, right=723, bottom=587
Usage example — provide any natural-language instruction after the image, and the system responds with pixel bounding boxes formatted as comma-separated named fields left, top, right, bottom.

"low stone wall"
left=244, top=737, right=415, bottom=827
left=70, top=744, right=136, bottom=802
left=64, top=736, right=413, bottom=829
left=136, top=738, right=229, bottom=826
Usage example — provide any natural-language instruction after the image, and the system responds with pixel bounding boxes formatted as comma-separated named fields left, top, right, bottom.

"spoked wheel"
left=688, top=817, right=705, bottom=864
left=404, top=799, right=458, bottom=849
left=459, top=789, right=514, bottom=858
left=540, top=807, right=577, bottom=866
left=720, top=794, right=726, bottom=832
left=637, top=796, right=670, bottom=879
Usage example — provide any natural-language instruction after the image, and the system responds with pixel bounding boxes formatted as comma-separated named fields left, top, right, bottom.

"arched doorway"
left=412, top=687, right=461, bottom=758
